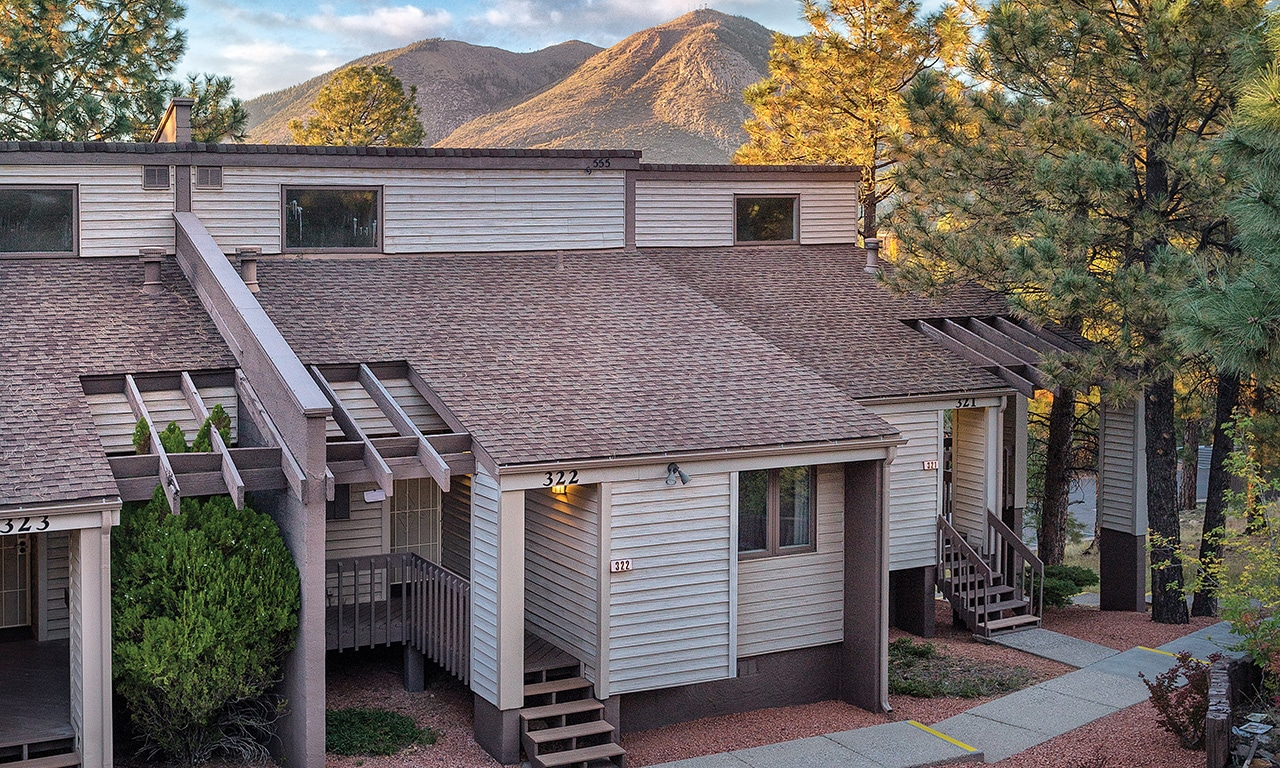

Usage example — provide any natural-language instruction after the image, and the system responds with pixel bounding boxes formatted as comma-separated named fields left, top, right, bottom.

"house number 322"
left=543, top=470, right=580, bottom=487
left=0, top=516, right=49, bottom=534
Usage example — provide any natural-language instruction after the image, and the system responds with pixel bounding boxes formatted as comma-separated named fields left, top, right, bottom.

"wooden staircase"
left=937, top=511, right=1044, bottom=638
left=519, top=663, right=625, bottom=768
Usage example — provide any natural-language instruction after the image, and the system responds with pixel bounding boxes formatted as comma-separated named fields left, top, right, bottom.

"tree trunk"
left=1038, top=387, right=1076, bottom=565
left=1178, top=419, right=1201, bottom=511
left=862, top=175, right=878, bottom=241
left=1148, top=375, right=1189, bottom=624
left=1191, top=373, right=1239, bottom=617
left=1246, top=380, right=1266, bottom=533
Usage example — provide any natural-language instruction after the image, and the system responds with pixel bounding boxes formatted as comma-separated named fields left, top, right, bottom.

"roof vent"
left=139, top=247, right=166, bottom=294
left=864, top=237, right=881, bottom=274
left=236, top=247, right=261, bottom=293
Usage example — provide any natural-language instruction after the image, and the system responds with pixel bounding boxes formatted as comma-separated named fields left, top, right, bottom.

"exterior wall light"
left=551, top=484, right=567, bottom=494
left=665, top=462, right=691, bottom=486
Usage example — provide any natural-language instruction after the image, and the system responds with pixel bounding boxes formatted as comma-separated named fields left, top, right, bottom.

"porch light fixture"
left=551, top=483, right=567, bottom=494
left=665, top=462, right=691, bottom=486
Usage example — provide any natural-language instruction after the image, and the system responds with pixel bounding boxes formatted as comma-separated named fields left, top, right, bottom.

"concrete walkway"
left=647, top=622, right=1240, bottom=768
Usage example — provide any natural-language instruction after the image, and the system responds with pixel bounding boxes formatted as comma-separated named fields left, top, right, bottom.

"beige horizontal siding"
left=607, top=474, right=733, bottom=694
left=468, top=469, right=502, bottom=705
left=45, top=531, right=70, bottom=640
left=191, top=167, right=626, bottom=255
left=525, top=486, right=599, bottom=684
left=0, top=165, right=173, bottom=258
left=952, top=408, right=988, bottom=544
left=634, top=179, right=858, bottom=247
left=441, top=475, right=471, bottom=578
left=325, top=483, right=384, bottom=560
left=327, top=379, right=397, bottom=437
left=736, top=465, right=844, bottom=657
left=866, top=402, right=944, bottom=570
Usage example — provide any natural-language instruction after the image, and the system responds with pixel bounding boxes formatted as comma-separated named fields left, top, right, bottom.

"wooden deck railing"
left=985, top=510, right=1044, bottom=619
left=326, top=553, right=470, bottom=684
left=936, top=515, right=996, bottom=630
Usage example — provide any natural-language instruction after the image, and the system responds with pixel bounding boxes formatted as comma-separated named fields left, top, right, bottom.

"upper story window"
left=735, top=196, right=797, bottom=243
left=282, top=187, right=380, bottom=251
left=0, top=186, right=76, bottom=257
left=738, top=465, right=816, bottom=558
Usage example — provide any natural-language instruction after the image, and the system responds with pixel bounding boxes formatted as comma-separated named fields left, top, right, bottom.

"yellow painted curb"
left=1137, top=646, right=1207, bottom=665
left=907, top=720, right=979, bottom=753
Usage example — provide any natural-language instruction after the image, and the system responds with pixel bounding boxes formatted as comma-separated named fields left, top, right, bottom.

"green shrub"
left=889, top=637, right=1031, bottom=697
left=192, top=404, right=232, bottom=452
left=1040, top=565, right=1100, bottom=608
left=131, top=417, right=150, bottom=454
left=325, top=708, right=438, bottom=756
left=158, top=420, right=188, bottom=454
left=113, top=487, right=300, bottom=765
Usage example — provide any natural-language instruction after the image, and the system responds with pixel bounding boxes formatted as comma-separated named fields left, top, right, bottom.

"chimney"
left=139, top=247, right=166, bottom=294
left=864, top=237, right=881, bottom=273
left=236, top=247, right=261, bottom=293
left=150, top=98, right=194, bottom=143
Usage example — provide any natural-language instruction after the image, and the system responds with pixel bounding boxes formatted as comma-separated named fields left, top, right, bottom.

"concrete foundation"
left=889, top=565, right=937, bottom=638
left=1099, top=528, right=1146, bottom=612
left=473, top=694, right=521, bottom=765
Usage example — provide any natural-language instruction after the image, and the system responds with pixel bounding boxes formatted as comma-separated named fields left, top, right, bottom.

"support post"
left=841, top=458, right=889, bottom=712
left=1098, top=397, right=1148, bottom=611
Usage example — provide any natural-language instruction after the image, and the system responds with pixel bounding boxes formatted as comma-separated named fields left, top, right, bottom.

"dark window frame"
left=737, top=465, right=818, bottom=560
left=733, top=194, right=799, bottom=245
left=280, top=185, right=383, bottom=253
left=0, top=184, right=78, bottom=258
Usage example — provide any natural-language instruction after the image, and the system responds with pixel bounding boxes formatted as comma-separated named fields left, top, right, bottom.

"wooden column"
left=1099, top=397, right=1148, bottom=611
left=70, top=516, right=113, bottom=768
left=841, top=457, right=889, bottom=712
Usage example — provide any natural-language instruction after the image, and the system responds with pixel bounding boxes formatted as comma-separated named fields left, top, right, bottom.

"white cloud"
left=307, top=4, right=455, bottom=45
left=190, top=40, right=345, bottom=98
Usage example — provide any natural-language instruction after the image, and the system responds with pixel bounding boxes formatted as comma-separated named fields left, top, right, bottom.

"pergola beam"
left=181, top=372, right=246, bottom=509
left=236, top=370, right=307, bottom=500
left=310, top=366, right=394, bottom=499
left=123, top=374, right=181, bottom=514
left=358, top=364, right=452, bottom=492
left=915, top=321, right=1037, bottom=397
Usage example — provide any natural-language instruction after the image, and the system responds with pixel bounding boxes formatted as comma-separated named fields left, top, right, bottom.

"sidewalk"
left=647, top=622, right=1240, bottom=768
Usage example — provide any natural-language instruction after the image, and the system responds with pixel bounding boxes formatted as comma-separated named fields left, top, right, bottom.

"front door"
left=0, top=534, right=30, bottom=630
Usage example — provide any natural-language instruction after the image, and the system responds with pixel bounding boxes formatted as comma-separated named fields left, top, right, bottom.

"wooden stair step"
left=525, top=676, right=592, bottom=698
left=982, top=598, right=1029, bottom=613
left=532, top=741, right=626, bottom=768
left=957, top=585, right=1014, bottom=600
left=526, top=719, right=615, bottom=746
left=520, top=699, right=604, bottom=722
left=980, top=614, right=1041, bottom=631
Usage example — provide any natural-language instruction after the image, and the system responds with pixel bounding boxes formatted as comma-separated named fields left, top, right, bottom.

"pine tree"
left=289, top=66, right=426, bottom=147
left=735, top=0, right=967, bottom=240
left=0, top=0, right=187, bottom=141
left=155, top=74, right=249, bottom=143
left=890, top=0, right=1266, bottom=622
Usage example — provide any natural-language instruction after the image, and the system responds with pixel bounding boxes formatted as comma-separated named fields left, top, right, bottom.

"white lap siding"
left=441, top=475, right=471, bottom=579
left=525, top=486, right=599, bottom=684
left=607, top=474, right=733, bottom=695
left=468, top=469, right=502, bottom=705
left=1099, top=400, right=1146, bottom=535
left=192, top=167, right=626, bottom=254
left=0, top=165, right=173, bottom=257
left=952, top=408, right=989, bottom=544
left=634, top=179, right=858, bottom=247
left=865, top=402, right=944, bottom=570
left=45, top=531, right=70, bottom=640
left=736, top=465, right=844, bottom=657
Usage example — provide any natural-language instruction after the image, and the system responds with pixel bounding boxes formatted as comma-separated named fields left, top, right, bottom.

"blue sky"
left=179, top=1, right=819, bottom=99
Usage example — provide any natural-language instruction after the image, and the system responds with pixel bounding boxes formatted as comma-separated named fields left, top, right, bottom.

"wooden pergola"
left=87, top=362, right=475, bottom=513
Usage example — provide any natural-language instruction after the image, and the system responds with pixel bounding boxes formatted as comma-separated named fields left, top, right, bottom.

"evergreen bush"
left=1040, top=564, right=1100, bottom=608
left=113, top=487, right=300, bottom=765
left=157, top=420, right=188, bottom=454
left=192, top=404, right=232, bottom=452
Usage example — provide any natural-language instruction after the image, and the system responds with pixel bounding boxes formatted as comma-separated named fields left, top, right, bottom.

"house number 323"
left=0, top=516, right=49, bottom=534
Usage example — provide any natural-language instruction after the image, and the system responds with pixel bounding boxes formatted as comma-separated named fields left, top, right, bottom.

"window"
left=738, top=466, right=816, bottom=557
left=0, top=187, right=75, bottom=256
left=142, top=165, right=170, bottom=190
left=282, top=187, right=380, bottom=251
left=195, top=166, right=223, bottom=189
left=390, top=478, right=441, bottom=562
left=326, top=484, right=350, bottom=521
left=735, top=196, right=797, bottom=243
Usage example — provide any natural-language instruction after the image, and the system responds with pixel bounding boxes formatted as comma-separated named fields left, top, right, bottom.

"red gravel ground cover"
left=320, top=601, right=1220, bottom=767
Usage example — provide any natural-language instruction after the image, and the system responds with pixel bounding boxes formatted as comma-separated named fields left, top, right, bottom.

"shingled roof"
left=648, top=244, right=1010, bottom=399
left=253, top=250, right=900, bottom=467
left=0, top=258, right=235, bottom=508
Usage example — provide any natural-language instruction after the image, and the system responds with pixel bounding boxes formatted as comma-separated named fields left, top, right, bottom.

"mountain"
left=244, top=39, right=602, bottom=145
left=438, top=10, right=774, bottom=163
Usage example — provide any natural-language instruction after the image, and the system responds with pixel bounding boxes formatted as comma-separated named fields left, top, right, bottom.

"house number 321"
left=0, top=516, right=49, bottom=534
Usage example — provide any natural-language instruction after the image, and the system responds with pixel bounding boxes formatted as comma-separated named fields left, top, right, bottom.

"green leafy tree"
left=113, top=488, right=300, bottom=764
left=0, top=0, right=186, bottom=141
left=889, top=0, right=1266, bottom=622
left=735, top=0, right=967, bottom=240
left=155, top=74, right=249, bottom=142
left=289, top=65, right=426, bottom=147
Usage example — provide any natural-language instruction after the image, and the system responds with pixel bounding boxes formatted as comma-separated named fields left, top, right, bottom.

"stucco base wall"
left=473, top=694, right=521, bottom=764
left=889, top=565, right=937, bottom=638
left=1099, top=527, right=1147, bottom=612
left=619, top=644, right=842, bottom=732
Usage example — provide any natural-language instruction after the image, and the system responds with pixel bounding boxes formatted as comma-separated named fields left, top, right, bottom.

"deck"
left=0, top=639, right=77, bottom=763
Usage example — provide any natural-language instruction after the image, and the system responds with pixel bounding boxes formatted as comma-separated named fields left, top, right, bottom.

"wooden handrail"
left=985, top=510, right=1044, bottom=618
left=326, top=553, right=470, bottom=684
left=936, top=515, right=996, bottom=630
